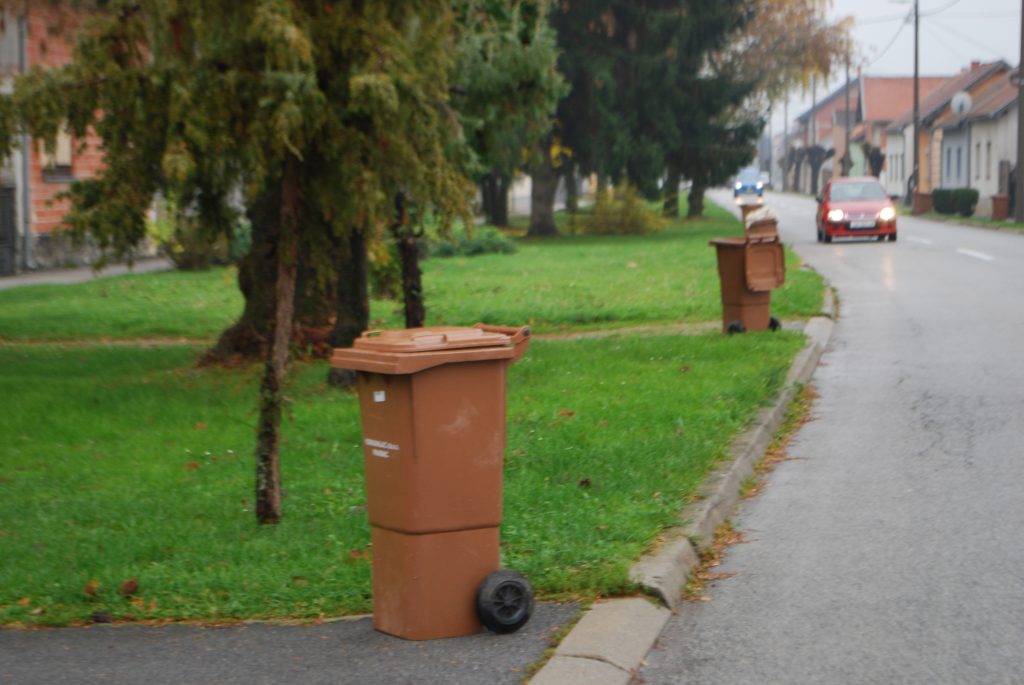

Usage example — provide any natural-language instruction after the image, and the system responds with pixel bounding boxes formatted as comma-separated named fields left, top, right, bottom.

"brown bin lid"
left=332, top=324, right=530, bottom=375
left=352, top=326, right=511, bottom=353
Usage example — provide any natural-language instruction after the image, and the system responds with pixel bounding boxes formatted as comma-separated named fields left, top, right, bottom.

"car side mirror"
left=815, top=195, right=823, bottom=204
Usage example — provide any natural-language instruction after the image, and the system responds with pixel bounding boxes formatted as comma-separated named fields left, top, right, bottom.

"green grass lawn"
left=0, top=198, right=826, bottom=626
left=0, top=202, right=824, bottom=341
left=0, top=331, right=803, bottom=626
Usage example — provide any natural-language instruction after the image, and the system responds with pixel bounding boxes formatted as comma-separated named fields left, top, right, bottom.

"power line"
left=921, top=22, right=970, bottom=66
left=864, top=8, right=914, bottom=68
left=920, top=0, right=963, bottom=18
left=929, top=17, right=1012, bottom=60
left=854, top=0, right=970, bottom=27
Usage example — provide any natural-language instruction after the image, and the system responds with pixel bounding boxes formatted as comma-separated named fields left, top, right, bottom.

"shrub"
left=932, top=189, right=956, bottom=215
left=429, top=226, right=517, bottom=258
left=953, top=188, right=979, bottom=217
left=580, top=183, right=667, bottom=235
left=368, top=238, right=401, bottom=299
left=933, top=188, right=979, bottom=217
left=146, top=199, right=243, bottom=270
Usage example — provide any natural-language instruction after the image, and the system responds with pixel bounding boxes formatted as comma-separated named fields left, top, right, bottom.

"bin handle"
left=474, top=323, right=531, bottom=361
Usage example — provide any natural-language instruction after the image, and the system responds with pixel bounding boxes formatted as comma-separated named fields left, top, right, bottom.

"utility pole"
left=911, top=0, right=920, bottom=202
left=1016, top=0, right=1024, bottom=221
left=811, top=74, right=817, bottom=147
left=783, top=98, right=789, bottom=191
left=844, top=58, right=852, bottom=176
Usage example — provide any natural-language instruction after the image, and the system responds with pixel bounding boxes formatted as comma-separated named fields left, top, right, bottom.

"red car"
left=816, top=176, right=897, bottom=243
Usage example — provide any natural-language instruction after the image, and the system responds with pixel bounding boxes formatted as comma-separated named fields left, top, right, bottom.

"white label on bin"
left=365, top=438, right=400, bottom=459
left=373, top=391, right=386, bottom=403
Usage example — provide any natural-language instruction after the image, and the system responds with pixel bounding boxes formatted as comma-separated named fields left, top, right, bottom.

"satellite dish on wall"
left=951, top=91, right=973, bottom=117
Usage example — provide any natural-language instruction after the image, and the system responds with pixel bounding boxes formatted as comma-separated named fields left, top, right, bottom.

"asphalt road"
left=640, top=190, right=1024, bottom=684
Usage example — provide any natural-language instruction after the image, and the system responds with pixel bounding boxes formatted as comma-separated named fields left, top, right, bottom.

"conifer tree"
left=0, top=1, right=471, bottom=523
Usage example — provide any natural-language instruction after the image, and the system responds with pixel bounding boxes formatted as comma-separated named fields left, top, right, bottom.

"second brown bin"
left=331, top=324, right=534, bottom=641
left=710, top=211, right=785, bottom=333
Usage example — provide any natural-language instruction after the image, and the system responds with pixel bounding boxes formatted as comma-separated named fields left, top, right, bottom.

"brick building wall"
left=25, top=7, right=105, bottom=239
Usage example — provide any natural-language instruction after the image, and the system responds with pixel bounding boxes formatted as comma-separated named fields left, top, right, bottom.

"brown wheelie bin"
left=331, top=324, right=534, bottom=640
left=710, top=208, right=785, bottom=333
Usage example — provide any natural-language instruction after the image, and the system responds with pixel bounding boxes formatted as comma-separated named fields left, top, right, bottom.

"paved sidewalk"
left=0, top=258, right=173, bottom=291
left=0, top=604, right=579, bottom=685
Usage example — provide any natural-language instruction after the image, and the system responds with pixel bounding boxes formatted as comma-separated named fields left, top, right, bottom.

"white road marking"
left=956, top=248, right=995, bottom=262
left=907, top=236, right=932, bottom=245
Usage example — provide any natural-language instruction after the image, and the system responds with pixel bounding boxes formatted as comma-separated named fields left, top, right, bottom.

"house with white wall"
left=934, top=71, right=1018, bottom=217
left=885, top=61, right=1009, bottom=205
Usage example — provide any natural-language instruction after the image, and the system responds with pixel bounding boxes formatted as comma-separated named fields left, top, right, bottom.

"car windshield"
left=830, top=181, right=886, bottom=201
left=737, top=168, right=759, bottom=182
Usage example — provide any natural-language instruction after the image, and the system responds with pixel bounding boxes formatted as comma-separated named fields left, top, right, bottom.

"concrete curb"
left=529, top=300, right=836, bottom=684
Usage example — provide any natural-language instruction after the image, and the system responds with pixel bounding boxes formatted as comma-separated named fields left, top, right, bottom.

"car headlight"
left=735, top=182, right=743, bottom=190
left=827, top=209, right=845, bottom=222
left=756, top=181, right=764, bottom=189
left=878, top=206, right=896, bottom=222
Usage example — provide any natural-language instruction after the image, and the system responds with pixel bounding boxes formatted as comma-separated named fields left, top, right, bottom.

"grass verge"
left=0, top=202, right=823, bottom=341
left=1, top=330, right=804, bottom=626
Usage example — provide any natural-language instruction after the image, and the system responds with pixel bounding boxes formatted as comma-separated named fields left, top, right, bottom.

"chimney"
left=971, top=60, right=981, bottom=70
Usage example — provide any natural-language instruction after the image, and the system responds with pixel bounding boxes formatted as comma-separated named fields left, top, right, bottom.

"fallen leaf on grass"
left=184, top=461, right=200, bottom=471
left=17, top=597, right=32, bottom=607
left=83, top=580, right=100, bottom=597
left=557, top=409, right=576, bottom=418
left=194, top=421, right=207, bottom=431
left=119, top=578, right=139, bottom=597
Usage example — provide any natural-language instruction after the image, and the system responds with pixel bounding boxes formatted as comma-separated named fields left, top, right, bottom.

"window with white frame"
left=40, top=124, right=74, bottom=181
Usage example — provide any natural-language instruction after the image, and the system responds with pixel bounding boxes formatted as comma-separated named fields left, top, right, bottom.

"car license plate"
left=850, top=220, right=875, bottom=229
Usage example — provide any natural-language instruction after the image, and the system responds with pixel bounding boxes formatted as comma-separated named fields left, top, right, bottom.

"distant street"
left=641, top=190, right=1024, bottom=683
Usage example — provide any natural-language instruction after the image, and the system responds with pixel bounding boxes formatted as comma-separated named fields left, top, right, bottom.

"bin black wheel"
left=726, top=321, right=746, bottom=335
left=823, top=232, right=833, bottom=243
left=889, top=232, right=898, bottom=242
left=769, top=317, right=782, bottom=331
left=476, top=570, right=534, bottom=634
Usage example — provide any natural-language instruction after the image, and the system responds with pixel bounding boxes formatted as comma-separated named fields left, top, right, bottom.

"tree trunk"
left=255, top=159, right=300, bottom=525
left=326, top=227, right=369, bottom=388
left=687, top=180, right=706, bottom=218
left=207, top=190, right=334, bottom=364
left=663, top=164, right=681, bottom=217
left=330, top=227, right=368, bottom=348
left=492, top=176, right=510, bottom=227
left=564, top=165, right=579, bottom=214
left=480, top=175, right=496, bottom=224
left=528, top=138, right=559, bottom=236
left=207, top=190, right=279, bottom=361
left=397, top=231, right=425, bottom=328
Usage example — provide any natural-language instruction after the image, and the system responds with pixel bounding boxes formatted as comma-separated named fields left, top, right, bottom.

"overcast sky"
left=771, top=0, right=1021, bottom=132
